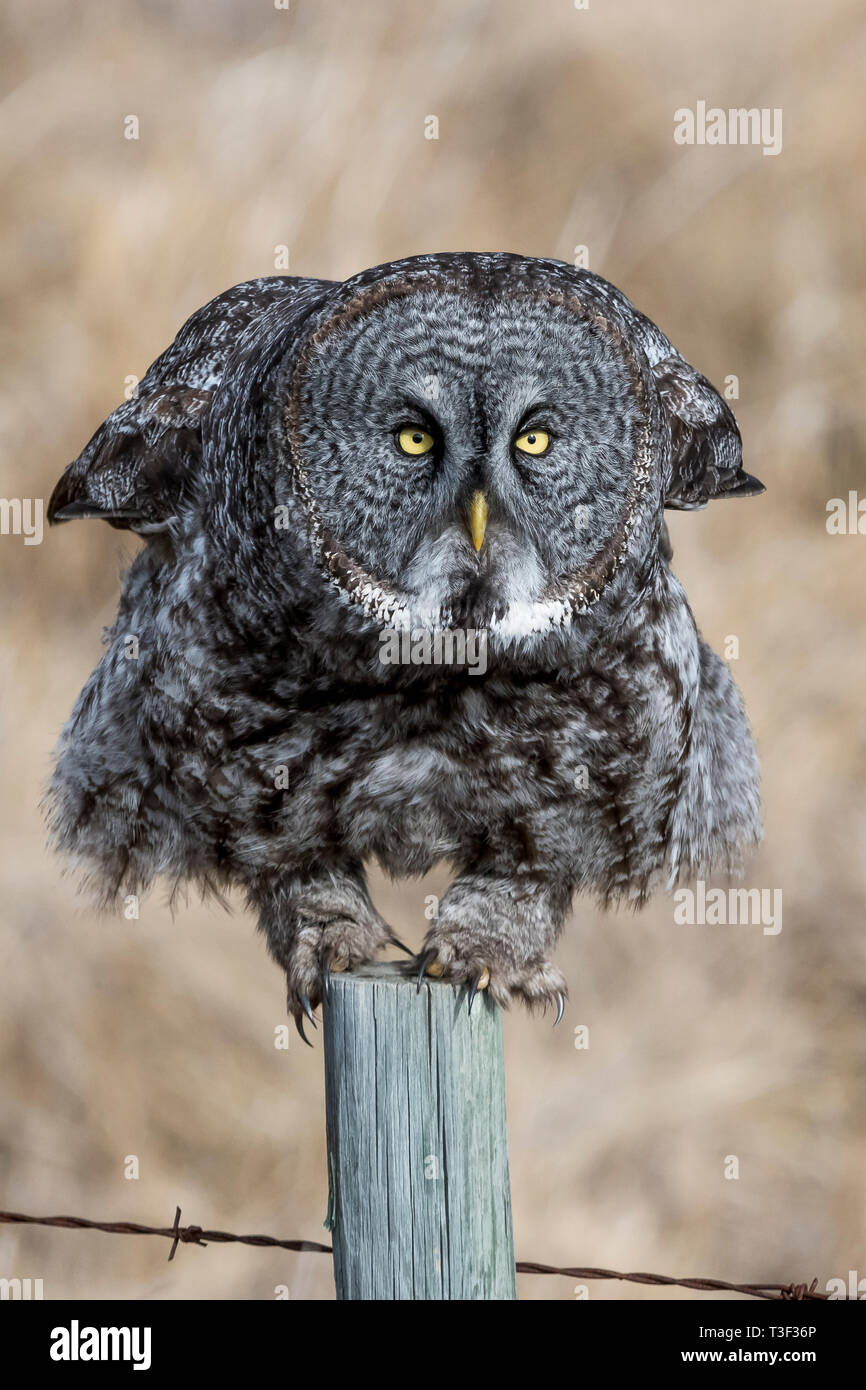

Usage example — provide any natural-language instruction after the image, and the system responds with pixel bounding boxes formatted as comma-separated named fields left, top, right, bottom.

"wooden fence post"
left=322, top=960, right=517, bottom=1300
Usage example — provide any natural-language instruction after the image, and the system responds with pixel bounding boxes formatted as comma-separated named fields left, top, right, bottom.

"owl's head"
left=49, top=253, right=763, bottom=651
left=280, top=259, right=656, bottom=639
left=268, top=254, right=762, bottom=642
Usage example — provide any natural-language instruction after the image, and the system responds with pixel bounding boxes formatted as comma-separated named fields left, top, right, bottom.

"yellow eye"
left=514, top=428, right=550, bottom=456
left=397, top=426, right=435, bottom=456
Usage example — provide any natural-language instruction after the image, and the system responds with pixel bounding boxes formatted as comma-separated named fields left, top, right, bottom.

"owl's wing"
left=48, top=276, right=334, bottom=532
left=651, top=354, right=765, bottom=511
left=570, top=269, right=765, bottom=512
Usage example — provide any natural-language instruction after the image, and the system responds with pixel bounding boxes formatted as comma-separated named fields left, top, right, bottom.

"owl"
left=47, top=253, right=764, bottom=1038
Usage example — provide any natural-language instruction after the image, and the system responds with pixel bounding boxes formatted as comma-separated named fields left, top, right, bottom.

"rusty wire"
left=0, top=1207, right=837, bottom=1299
left=514, top=1260, right=827, bottom=1300
left=0, top=1208, right=332, bottom=1262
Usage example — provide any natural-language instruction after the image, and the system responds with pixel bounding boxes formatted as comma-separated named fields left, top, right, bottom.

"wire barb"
left=0, top=1208, right=333, bottom=1258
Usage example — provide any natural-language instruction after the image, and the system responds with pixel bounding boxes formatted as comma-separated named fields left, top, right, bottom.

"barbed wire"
left=0, top=1208, right=331, bottom=1262
left=514, top=1260, right=827, bottom=1300
left=0, top=1208, right=836, bottom=1299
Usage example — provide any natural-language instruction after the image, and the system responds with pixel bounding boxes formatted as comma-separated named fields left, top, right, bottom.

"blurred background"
left=1, top=0, right=864, bottom=1301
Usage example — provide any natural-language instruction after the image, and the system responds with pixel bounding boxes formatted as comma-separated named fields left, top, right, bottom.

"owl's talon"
left=467, top=967, right=490, bottom=1015
left=300, top=994, right=317, bottom=1027
left=388, top=932, right=413, bottom=957
left=320, top=948, right=348, bottom=1000
left=295, top=1013, right=314, bottom=1048
left=415, top=947, right=441, bottom=993
left=418, top=908, right=567, bottom=1015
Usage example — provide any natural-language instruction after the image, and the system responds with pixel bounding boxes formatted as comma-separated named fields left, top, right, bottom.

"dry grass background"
left=1, top=0, right=864, bottom=1301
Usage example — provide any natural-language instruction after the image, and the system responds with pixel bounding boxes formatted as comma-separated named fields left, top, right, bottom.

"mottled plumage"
left=47, top=253, right=763, bottom=1024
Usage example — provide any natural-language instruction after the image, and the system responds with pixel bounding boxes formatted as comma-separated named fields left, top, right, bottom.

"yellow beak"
left=468, top=490, right=488, bottom=552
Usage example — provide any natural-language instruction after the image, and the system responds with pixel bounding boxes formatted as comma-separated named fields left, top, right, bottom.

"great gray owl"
left=47, top=253, right=764, bottom=1037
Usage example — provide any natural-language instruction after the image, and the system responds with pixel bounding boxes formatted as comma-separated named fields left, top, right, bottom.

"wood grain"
left=323, top=961, right=517, bottom=1300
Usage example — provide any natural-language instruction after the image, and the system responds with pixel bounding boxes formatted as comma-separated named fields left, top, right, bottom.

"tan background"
left=1, top=0, right=864, bottom=1301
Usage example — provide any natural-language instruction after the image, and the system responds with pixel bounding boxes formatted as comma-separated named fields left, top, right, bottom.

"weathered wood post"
left=322, top=960, right=517, bottom=1300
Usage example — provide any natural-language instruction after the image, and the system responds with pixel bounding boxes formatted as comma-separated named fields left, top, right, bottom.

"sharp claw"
left=300, top=994, right=317, bottom=1028
left=554, top=992, right=565, bottom=1027
left=295, top=1013, right=314, bottom=1048
left=415, top=948, right=439, bottom=993
left=467, top=967, right=491, bottom=1015
left=322, top=957, right=331, bottom=999
left=388, top=933, right=414, bottom=956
